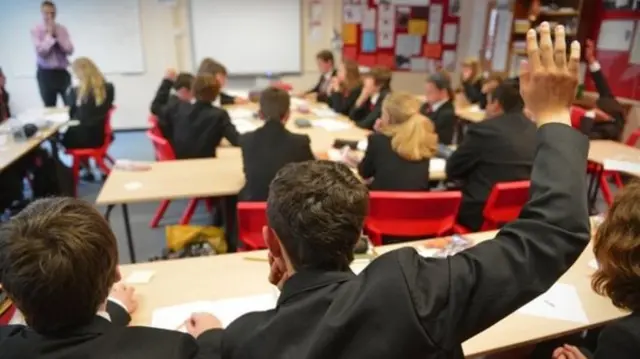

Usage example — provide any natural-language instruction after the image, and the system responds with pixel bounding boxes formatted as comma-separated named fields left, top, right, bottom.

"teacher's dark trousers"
left=37, top=68, right=71, bottom=107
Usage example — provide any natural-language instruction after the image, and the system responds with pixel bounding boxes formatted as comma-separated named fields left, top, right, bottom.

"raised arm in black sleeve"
left=150, top=79, right=174, bottom=116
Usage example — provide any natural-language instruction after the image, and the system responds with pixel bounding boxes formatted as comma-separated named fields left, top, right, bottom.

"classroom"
left=0, top=0, right=640, bottom=358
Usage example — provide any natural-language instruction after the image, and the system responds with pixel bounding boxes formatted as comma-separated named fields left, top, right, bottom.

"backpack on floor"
left=149, top=225, right=227, bottom=262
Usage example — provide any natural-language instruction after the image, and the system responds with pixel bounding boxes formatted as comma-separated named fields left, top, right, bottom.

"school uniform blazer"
left=239, top=121, right=315, bottom=201
left=0, top=87, right=10, bottom=120
left=307, top=69, right=337, bottom=103
left=421, top=100, right=457, bottom=145
left=171, top=101, right=240, bottom=159
left=219, top=92, right=236, bottom=106
left=198, top=123, right=590, bottom=359
left=445, top=111, right=537, bottom=231
left=462, top=79, right=485, bottom=107
left=358, top=132, right=431, bottom=191
left=587, top=313, right=640, bottom=358
left=64, top=82, right=115, bottom=149
left=589, top=65, right=625, bottom=140
left=349, top=88, right=390, bottom=130
left=328, top=86, right=362, bottom=116
left=150, top=78, right=183, bottom=141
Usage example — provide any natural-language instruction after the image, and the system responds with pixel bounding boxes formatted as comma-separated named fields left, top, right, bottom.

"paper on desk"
left=125, top=270, right=155, bottom=284
left=430, top=158, right=446, bottom=173
left=232, top=119, right=258, bottom=134
left=603, top=158, right=640, bottom=173
left=290, top=97, right=309, bottom=108
left=350, top=258, right=371, bottom=275
left=227, top=108, right=255, bottom=120
left=517, top=283, right=589, bottom=324
left=313, top=118, right=351, bottom=132
left=311, top=108, right=338, bottom=118
left=151, top=294, right=276, bottom=330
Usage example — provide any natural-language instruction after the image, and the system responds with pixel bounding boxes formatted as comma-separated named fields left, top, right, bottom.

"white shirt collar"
left=323, top=71, right=333, bottom=80
left=431, top=99, right=448, bottom=112
left=371, top=93, right=380, bottom=105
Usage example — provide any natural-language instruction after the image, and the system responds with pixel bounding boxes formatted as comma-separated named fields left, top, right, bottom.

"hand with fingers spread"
left=552, top=344, right=588, bottom=359
left=520, top=22, right=580, bottom=127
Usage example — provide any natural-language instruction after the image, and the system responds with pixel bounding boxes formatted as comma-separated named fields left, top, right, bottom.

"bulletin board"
left=341, top=0, right=461, bottom=72
left=585, top=8, right=640, bottom=101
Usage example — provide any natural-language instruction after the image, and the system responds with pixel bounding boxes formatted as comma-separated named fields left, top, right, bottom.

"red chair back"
left=237, top=202, right=268, bottom=250
left=148, top=114, right=163, bottom=137
left=481, top=180, right=531, bottom=230
left=146, top=130, right=176, bottom=161
left=626, top=128, right=640, bottom=147
left=365, top=191, right=462, bottom=245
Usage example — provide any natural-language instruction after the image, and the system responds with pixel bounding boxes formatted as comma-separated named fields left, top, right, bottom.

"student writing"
left=349, top=66, right=392, bottom=130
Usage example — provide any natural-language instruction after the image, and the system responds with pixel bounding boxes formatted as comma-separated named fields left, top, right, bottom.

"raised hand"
left=164, top=68, right=177, bottom=81
left=585, top=39, right=596, bottom=65
left=519, top=22, right=579, bottom=127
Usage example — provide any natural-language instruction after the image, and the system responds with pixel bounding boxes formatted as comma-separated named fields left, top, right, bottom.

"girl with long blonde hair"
left=460, top=57, right=485, bottom=107
left=356, top=92, right=438, bottom=191
left=62, top=57, right=114, bottom=181
left=328, top=59, right=363, bottom=115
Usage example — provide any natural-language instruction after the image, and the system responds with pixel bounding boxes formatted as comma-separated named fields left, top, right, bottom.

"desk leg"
left=105, top=204, right=114, bottom=222
left=588, top=167, right=603, bottom=214
left=121, top=204, right=137, bottom=263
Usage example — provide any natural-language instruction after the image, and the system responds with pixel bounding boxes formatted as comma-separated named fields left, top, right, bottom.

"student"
left=327, top=59, right=362, bottom=116
left=197, top=58, right=249, bottom=105
left=303, top=50, right=337, bottom=103
left=355, top=92, right=438, bottom=191
left=239, top=87, right=315, bottom=201
left=188, top=26, right=590, bottom=358
left=0, top=67, right=10, bottom=121
left=480, top=72, right=504, bottom=107
left=420, top=72, right=456, bottom=145
left=584, top=39, right=626, bottom=140
left=171, top=74, right=240, bottom=159
left=349, top=66, right=392, bottom=130
left=460, top=57, right=485, bottom=107
left=150, top=68, right=195, bottom=141
left=62, top=57, right=114, bottom=181
left=0, top=197, right=215, bottom=358
left=551, top=181, right=640, bottom=359
left=446, top=81, right=536, bottom=231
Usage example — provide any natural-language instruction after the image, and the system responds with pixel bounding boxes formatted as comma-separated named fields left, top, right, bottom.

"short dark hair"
left=267, top=161, right=368, bottom=271
left=41, top=1, right=55, bottom=8
left=0, top=198, right=119, bottom=334
left=174, top=72, right=194, bottom=91
left=192, top=74, right=220, bottom=103
left=316, top=50, right=334, bottom=64
left=427, top=71, right=453, bottom=99
left=260, top=87, right=290, bottom=121
left=198, top=58, right=227, bottom=77
left=489, top=81, right=523, bottom=112
left=366, top=66, right=392, bottom=89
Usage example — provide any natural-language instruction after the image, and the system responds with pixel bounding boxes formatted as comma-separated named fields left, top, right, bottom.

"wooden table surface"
left=588, top=140, right=640, bottom=176
left=120, top=225, right=624, bottom=358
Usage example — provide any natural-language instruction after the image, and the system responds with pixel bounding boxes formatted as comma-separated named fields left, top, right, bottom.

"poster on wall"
left=309, top=0, right=323, bottom=41
left=630, top=21, right=640, bottom=65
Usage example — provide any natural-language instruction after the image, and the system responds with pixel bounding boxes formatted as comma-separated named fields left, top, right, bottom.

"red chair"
left=570, top=106, right=587, bottom=133
left=456, top=181, right=530, bottom=233
left=364, top=191, right=462, bottom=246
left=148, top=114, right=163, bottom=137
left=66, top=107, right=116, bottom=197
left=0, top=300, right=15, bottom=325
left=237, top=202, right=268, bottom=250
left=147, top=131, right=214, bottom=227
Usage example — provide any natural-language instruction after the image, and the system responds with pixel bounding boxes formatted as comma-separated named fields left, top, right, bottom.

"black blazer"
left=349, top=88, right=390, bottom=130
left=150, top=79, right=184, bottom=141
left=329, top=86, right=362, bottom=116
left=199, top=124, right=590, bottom=359
left=0, top=87, right=9, bottom=120
left=359, top=133, right=431, bottom=191
left=63, top=82, right=115, bottom=149
left=171, top=101, right=240, bottom=159
left=220, top=92, right=236, bottom=106
left=239, top=121, right=314, bottom=201
left=307, top=69, right=337, bottom=104
left=587, top=313, right=640, bottom=358
left=590, top=68, right=624, bottom=140
left=462, top=79, right=485, bottom=108
left=446, top=111, right=537, bottom=231
left=421, top=100, right=457, bottom=145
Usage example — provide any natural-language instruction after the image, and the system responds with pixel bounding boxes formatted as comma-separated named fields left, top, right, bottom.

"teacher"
left=30, top=1, right=74, bottom=107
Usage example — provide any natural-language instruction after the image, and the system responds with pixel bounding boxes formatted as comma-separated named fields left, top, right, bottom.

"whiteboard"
left=0, top=0, right=145, bottom=77
left=189, top=0, right=302, bottom=75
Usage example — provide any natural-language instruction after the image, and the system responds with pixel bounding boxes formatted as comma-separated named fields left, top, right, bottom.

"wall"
left=6, top=0, right=489, bottom=130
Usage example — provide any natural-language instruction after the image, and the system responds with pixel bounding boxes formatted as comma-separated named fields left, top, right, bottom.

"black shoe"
left=81, top=171, right=96, bottom=182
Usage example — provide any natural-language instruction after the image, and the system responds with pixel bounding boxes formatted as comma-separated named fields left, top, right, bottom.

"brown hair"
left=0, top=198, right=119, bottom=334
left=41, top=1, right=55, bottom=8
left=366, top=66, right=392, bottom=89
left=192, top=74, right=220, bottom=103
left=461, top=57, right=483, bottom=84
left=174, top=72, right=195, bottom=91
left=197, top=58, right=227, bottom=76
left=592, top=181, right=640, bottom=312
left=260, top=87, right=290, bottom=121
left=316, top=50, right=334, bottom=64
left=341, top=59, right=362, bottom=92
left=427, top=71, right=454, bottom=100
left=380, top=92, right=438, bottom=161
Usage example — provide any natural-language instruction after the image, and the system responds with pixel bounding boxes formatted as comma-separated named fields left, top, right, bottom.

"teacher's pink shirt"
left=31, top=23, right=74, bottom=70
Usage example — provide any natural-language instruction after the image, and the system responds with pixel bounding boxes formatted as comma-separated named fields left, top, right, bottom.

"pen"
left=544, top=299, right=555, bottom=308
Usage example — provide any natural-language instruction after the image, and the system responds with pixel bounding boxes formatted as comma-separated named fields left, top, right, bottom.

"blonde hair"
left=380, top=92, right=438, bottom=161
left=341, top=59, right=361, bottom=92
left=461, top=57, right=483, bottom=84
left=71, top=57, right=106, bottom=106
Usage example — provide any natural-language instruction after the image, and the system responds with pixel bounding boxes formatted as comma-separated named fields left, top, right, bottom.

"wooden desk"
left=0, top=108, right=69, bottom=172
left=120, top=229, right=624, bottom=358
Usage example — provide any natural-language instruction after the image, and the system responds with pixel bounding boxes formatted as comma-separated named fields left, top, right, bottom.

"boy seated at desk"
left=349, top=66, right=392, bottom=130
left=238, top=87, right=315, bottom=201
left=197, top=58, right=249, bottom=106
left=300, top=50, right=336, bottom=104
left=184, top=25, right=592, bottom=359
left=420, top=71, right=457, bottom=145
left=170, top=74, right=240, bottom=159
left=150, top=68, right=195, bottom=141
left=0, top=197, right=213, bottom=359
left=0, top=67, right=10, bottom=121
